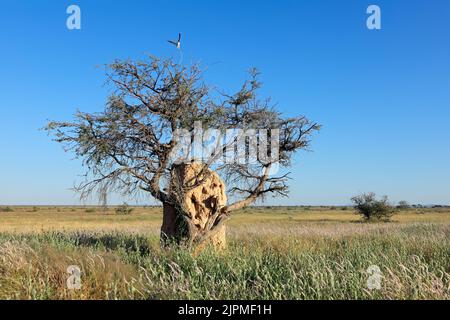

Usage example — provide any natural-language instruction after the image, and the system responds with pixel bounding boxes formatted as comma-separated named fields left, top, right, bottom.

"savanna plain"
left=0, top=206, right=448, bottom=300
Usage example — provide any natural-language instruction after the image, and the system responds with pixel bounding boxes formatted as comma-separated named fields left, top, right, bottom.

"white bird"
left=168, top=33, right=181, bottom=49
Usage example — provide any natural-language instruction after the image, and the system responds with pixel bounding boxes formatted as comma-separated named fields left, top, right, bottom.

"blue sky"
left=0, top=0, right=449, bottom=205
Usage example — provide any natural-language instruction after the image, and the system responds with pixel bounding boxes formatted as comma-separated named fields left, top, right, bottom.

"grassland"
left=0, top=206, right=448, bottom=300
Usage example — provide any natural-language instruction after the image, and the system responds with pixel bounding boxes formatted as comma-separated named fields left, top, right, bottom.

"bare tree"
left=46, top=55, right=320, bottom=248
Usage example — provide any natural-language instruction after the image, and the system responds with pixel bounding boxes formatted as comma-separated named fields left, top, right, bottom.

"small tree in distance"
left=397, top=200, right=411, bottom=210
left=351, top=192, right=396, bottom=221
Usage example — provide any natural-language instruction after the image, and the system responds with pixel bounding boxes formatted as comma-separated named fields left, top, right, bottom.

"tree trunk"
left=161, top=203, right=227, bottom=249
left=160, top=163, right=228, bottom=250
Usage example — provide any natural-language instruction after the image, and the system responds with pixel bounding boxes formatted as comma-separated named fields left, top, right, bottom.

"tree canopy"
left=46, top=55, right=320, bottom=213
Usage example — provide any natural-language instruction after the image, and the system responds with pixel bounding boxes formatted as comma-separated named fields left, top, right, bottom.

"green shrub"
left=351, top=192, right=396, bottom=221
left=85, top=208, right=96, bottom=213
left=0, top=207, right=14, bottom=212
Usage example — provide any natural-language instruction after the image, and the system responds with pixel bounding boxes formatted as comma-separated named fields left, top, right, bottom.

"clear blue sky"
left=0, top=0, right=449, bottom=205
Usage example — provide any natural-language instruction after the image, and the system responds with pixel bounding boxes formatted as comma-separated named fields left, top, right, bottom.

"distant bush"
left=85, top=208, right=96, bottom=213
left=341, top=206, right=348, bottom=211
left=0, top=207, right=14, bottom=212
left=397, top=200, right=411, bottom=210
left=351, top=192, right=396, bottom=221
left=116, top=203, right=133, bottom=215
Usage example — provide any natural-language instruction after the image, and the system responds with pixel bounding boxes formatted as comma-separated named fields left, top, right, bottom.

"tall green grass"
left=0, top=223, right=448, bottom=300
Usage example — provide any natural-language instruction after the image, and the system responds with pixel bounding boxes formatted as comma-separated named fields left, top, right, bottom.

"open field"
left=0, top=206, right=448, bottom=299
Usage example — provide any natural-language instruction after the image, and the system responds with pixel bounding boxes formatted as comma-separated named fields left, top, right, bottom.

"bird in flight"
left=168, top=33, right=181, bottom=49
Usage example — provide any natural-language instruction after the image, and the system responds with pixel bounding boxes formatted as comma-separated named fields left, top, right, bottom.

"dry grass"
left=0, top=206, right=448, bottom=299
left=0, top=240, right=142, bottom=299
left=0, top=206, right=448, bottom=233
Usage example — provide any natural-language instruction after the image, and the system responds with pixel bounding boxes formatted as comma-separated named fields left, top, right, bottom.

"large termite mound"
left=161, top=163, right=227, bottom=248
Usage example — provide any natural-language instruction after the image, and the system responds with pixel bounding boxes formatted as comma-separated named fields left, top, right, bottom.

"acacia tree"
left=46, top=55, right=320, bottom=248
left=351, top=192, right=397, bottom=221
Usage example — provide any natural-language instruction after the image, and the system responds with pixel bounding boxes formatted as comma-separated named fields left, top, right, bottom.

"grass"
left=0, top=206, right=448, bottom=300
